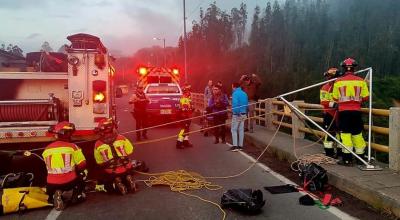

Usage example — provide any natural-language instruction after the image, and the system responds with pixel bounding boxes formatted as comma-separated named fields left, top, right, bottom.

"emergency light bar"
left=138, top=67, right=148, bottom=75
left=172, top=68, right=179, bottom=75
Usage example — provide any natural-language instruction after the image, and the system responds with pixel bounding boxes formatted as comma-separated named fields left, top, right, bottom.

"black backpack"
left=221, top=189, right=265, bottom=213
left=299, top=163, right=328, bottom=192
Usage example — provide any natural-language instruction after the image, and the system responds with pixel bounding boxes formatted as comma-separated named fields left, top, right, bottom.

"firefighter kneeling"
left=43, top=122, right=87, bottom=211
left=333, top=58, right=369, bottom=166
left=94, top=118, right=137, bottom=195
left=176, top=85, right=194, bottom=149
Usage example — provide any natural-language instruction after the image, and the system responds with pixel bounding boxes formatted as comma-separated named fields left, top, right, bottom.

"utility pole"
left=153, top=37, right=166, bottom=67
left=183, top=0, right=188, bottom=84
left=163, top=38, right=166, bottom=67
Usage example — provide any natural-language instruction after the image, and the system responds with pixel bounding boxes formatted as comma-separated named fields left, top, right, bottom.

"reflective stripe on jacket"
left=320, top=82, right=336, bottom=116
left=42, top=141, right=86, bottom=184
left=180, top=95, right=193, bottom=112
left=94, top=135, right=134, bottom=165
left=332, top=73, right=369, bottom=111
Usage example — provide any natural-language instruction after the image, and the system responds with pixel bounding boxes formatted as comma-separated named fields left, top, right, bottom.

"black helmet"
left=323, top=67, right=341, bottom=78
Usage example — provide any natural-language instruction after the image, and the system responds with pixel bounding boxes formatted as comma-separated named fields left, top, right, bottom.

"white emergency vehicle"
left=0, top=34, right=118, bottom=144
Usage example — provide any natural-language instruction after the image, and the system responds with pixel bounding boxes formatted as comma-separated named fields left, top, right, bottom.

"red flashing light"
left=94, top=92, right=105, bottom=102
left=172, top=68, right=179, bottom=75
left=138, top=67, right=148, bottom=75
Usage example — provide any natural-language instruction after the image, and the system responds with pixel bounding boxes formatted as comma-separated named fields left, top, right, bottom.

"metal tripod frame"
left=274, top=67, right=382, bottom=171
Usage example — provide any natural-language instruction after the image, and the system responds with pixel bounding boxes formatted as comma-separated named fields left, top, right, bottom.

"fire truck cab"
left=0, top=33, right=117, bottom=144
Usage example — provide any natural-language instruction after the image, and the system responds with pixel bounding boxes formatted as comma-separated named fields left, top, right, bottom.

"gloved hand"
left=328, top=102, right=338, bottom=109
left=80, top=169, right=88, bottom=181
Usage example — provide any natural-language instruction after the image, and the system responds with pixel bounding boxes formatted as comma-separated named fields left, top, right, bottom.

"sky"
left=0, top=0, right=260, bottom=57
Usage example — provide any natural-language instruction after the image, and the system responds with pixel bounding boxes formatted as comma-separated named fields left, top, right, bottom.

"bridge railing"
left=191, top=92, right=400, bottom=171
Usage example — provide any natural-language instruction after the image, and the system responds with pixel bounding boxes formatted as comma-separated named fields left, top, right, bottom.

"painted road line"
left=45, top=209, right=62, bottom=220
left=225, top=142, right=358, bottom=220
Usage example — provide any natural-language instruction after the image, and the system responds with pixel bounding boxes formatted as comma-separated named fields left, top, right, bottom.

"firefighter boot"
left=126, top=175, right=137, bottom=193
left=356, top=153, right=366, bottom=165
left=335, top=149, right=343, bottom=159
left=114, top=177, right=127, bottom=195
left=176, top=140, right=184, bottom=149
left=71, top=186, right=86, bottom=204
left=338, top=153, right=353, bottom=167
left=324, top=148, right=335, bottom=158
left=53, top=190, right=65, bottom=211
left=183, top=140, right=193, bottom=148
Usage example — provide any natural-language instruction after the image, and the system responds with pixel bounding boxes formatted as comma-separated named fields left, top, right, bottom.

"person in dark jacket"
left=239, top=73, right=262, bottom=133
left=208, top=85, right=229, bottom=144
left=129, top=84, right=149, bottom=141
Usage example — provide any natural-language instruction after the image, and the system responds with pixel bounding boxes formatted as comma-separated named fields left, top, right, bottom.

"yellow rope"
left=133, top=114, right=286, bottom=220
left=137, top=170, right=222, bottom=192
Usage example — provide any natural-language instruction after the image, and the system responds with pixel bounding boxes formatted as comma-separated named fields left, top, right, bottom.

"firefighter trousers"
left=323, top=113, right=337, bottom=148
left=46, top=177, right=84, bottom=203
left=338, top=111, right=366, bottom=154
left=133, top=112, right=147, bottom=138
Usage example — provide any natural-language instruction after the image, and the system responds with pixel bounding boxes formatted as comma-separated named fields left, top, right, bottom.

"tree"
left=11, top=45, right=23, bottom=57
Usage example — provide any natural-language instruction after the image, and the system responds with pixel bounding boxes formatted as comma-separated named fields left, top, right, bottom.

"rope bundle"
left=291, top=154, right=338, bottom=172
left=138, top=170, right=222, bottom=192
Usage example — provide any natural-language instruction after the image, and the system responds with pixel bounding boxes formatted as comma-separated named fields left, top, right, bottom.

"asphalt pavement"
left=3, top=94, right=356, bottom=220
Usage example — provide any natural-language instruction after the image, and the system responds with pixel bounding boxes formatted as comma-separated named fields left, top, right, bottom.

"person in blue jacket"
left=230, top=82, right=248, bottom=151
left=208, top=84, right=229, bottom=144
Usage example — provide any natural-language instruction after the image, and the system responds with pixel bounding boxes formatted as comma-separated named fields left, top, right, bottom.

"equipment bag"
left=0, top=187, right=51, bottom=215
left=221, top=189, right=265, bottom=213
left=299, top=163, right=328, bottom=192
left=0, top=173, right=34, bottom=190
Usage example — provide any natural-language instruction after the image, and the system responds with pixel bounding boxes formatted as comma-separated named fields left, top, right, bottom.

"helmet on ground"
left=323, top=67, right=341, bottom=78
left=340, top=58, right=358, bottom=72
left=49, top=121, right=75, bottom=136
left=96, top=118, right=115, bottom=133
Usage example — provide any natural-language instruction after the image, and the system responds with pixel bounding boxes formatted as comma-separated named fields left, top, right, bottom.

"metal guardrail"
left=258, top=99, right=391, bottom=153
left=192, top=92, right=393, bottom=154
left=192, top=90, right=400, bottom=170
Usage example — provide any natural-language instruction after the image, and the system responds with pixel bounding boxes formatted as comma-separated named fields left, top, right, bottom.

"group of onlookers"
left=203, top=74, right=262, bottom=151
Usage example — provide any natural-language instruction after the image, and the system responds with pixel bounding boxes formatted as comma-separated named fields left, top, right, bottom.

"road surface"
left=3, top=93, right=355, bottom=220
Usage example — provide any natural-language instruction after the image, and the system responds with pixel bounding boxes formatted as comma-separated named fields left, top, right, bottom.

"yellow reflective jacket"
left=94, top=135, right=134, bottom=165
left=180, top=95, right=193, bottom=111
left=332, top=73, right=369, bottom=111
left=42, top=141, right=86, bottom=184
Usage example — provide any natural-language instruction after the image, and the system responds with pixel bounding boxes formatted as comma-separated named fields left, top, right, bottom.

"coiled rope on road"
left=133, top=111, right=285, bottom=220
left=1, top=97, right=337, bottom=220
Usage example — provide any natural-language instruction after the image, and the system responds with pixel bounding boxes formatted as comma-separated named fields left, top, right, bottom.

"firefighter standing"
left=176, top=85, right=194, bottom=148
left=129, top=84, right=149, bottom=141
left=332, top=58, right=369, bottom=166
left=320, top=68, right=340, bottom=158
left=42, top=121, right=87, bottom=210
left=93, top=118, right=137, bottom=195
